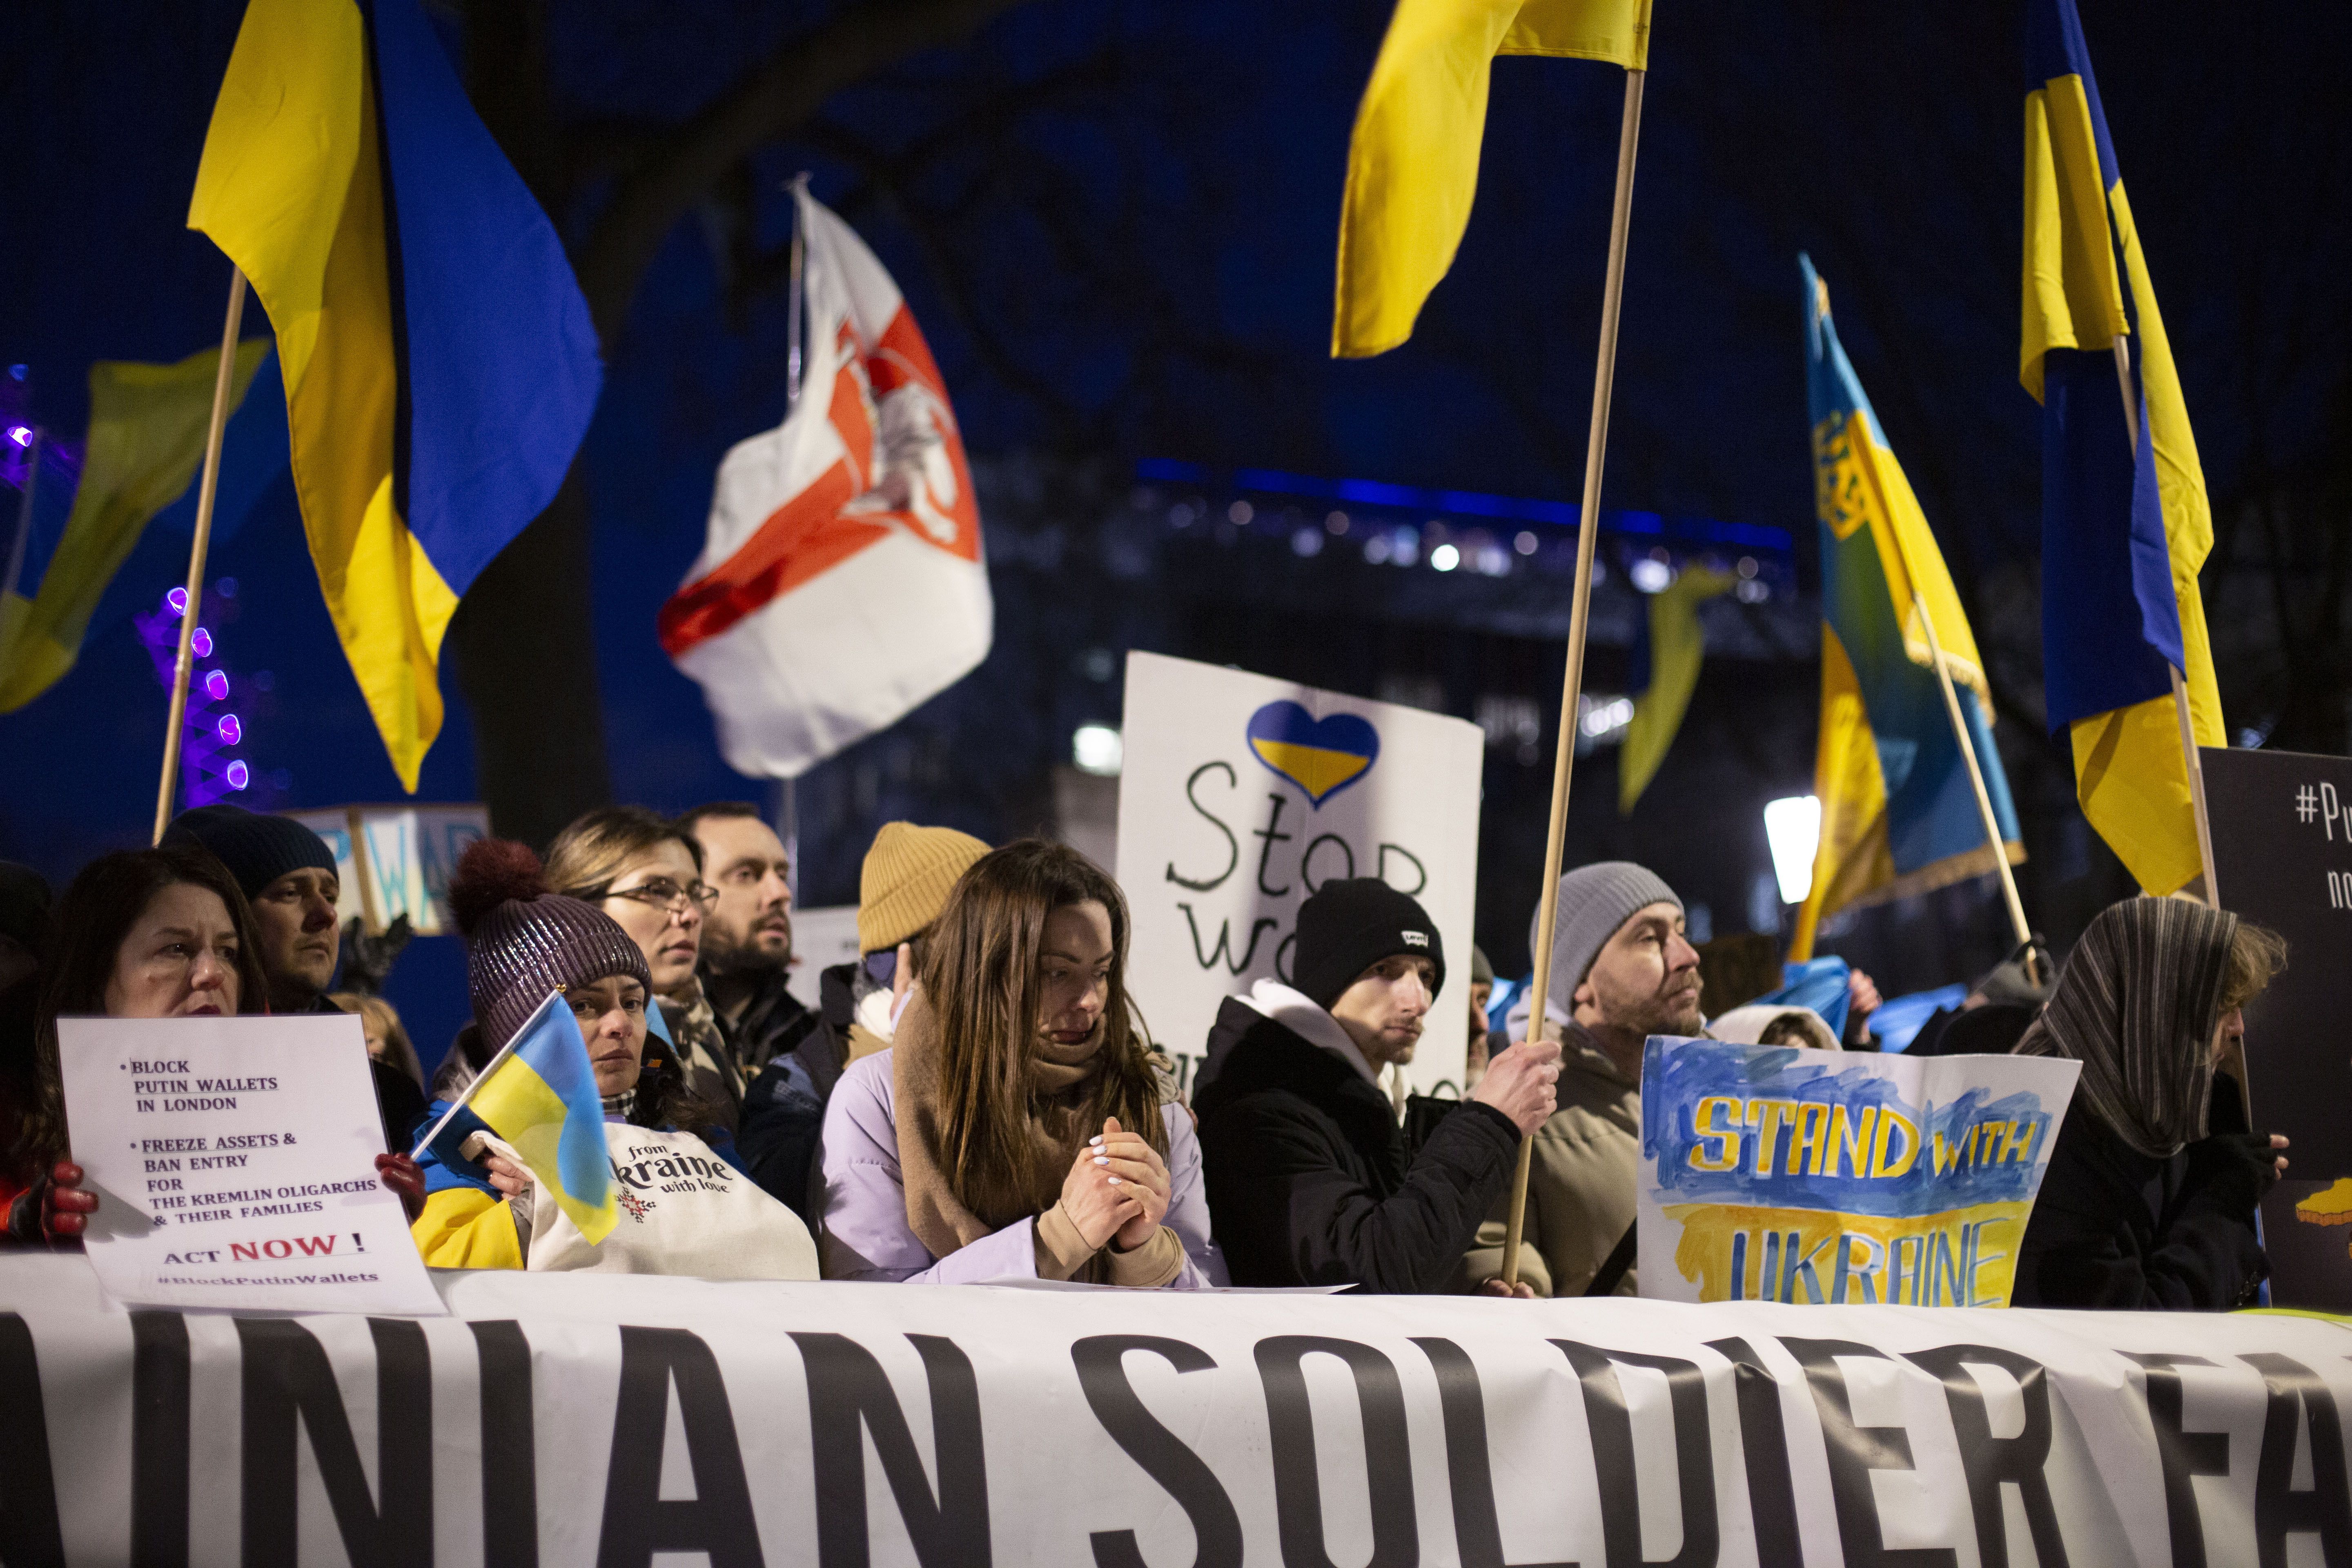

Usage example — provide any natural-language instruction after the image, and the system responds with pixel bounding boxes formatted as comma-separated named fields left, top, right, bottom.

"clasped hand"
left=1058, top=1115, right=1170, bottom=1252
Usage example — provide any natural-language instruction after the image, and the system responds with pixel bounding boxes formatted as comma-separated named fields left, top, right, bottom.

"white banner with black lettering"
left=3, top=1254, right=2349, bottom=1567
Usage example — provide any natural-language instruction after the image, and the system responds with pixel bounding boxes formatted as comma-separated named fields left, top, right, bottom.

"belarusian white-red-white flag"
left=660, top=187, right=989, bottom=777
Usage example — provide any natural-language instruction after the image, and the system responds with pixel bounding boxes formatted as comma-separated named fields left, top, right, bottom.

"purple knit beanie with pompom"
left=447, top=838, right=652, bottom=1050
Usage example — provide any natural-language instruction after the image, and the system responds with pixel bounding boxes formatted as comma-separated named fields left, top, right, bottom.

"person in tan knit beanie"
left=731, top=822, right=988, bottom=1227
left=842, top=822, right=991, bottom=1060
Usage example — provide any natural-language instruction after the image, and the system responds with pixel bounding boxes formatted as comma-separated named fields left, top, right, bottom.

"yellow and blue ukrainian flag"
left=1792, top=256, right=2022, bottom=960
left=2022, top=0, right=2222, bottom=897
left=187, top=0, right=601, bottom=790
left=1618, top=562, right=1731, bottom=815
left=0, top=341, right=272, bottom=710
left=1332, top=0, right=1651, bottom=357
left=423, top=990, right=617, bottom=1244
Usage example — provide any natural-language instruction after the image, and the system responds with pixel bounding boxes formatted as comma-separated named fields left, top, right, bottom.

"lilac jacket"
left=819, top=1049, right=1221, bottom=1286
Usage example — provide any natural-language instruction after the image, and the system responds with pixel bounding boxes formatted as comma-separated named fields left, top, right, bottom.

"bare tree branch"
left=572, top=0, right=1041, bottom=343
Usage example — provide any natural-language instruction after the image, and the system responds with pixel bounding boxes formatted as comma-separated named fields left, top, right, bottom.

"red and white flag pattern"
left=660, top=188, right=989, bottom=777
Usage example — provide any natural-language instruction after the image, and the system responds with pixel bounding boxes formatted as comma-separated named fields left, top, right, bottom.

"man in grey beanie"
left=1463, top=860, right=1701, bottom=1298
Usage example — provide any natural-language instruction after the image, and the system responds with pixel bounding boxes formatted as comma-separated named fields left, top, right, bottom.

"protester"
left=1907, top=937, right=2057, bottom=1058
left=1192, top=878, right=1560, bottom=1293
left=1464, top=943, right=1497, bottom=1088
left=738, top=821, right=991, bottom=1224
left=0, top=866, right=51, bottom=1174
left=11, top=846, right=421, bottom=1242
left=412, top=839, right=817, bottom=1277
left=679, top=802, right=824, bottom=1221
left=820, top=838, right=1215, bottom=1286
left=0, top=862, right=47, bottom=995
left=1463, top=862, right=1699, bottom=1297
left=332, top=991, right=423, bottom=1089
left=1708, top=1002, right=1841, bottom=1051
left=545, top=807, right=739, bottom=1131
left=2011, top=898, right=2290, bottom=1310
left=163, top=805, right=426, bottom=1150
left=1843, top=967, right=1883, bottom=1047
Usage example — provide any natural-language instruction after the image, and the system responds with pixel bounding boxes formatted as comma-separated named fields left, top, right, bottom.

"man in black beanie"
left=1192, top=878, right=1561, bottom=1292
left=163, top=806, right=425, bottom=1149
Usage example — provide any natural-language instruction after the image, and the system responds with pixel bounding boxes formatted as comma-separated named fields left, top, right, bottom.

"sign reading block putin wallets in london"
left=1117, top=652, right=1482, bottom=1098
left=1639, top=1036, right=2080, bottom=1305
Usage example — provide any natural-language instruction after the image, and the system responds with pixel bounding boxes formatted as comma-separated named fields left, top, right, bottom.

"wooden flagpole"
left=2109, top=332, right=2220, bottom=906
left=1501, top=67, right=1645, bottom=1290
left=1913, top=590, right=2032, bottom=951
left=150, top=267, right=248, bottom=846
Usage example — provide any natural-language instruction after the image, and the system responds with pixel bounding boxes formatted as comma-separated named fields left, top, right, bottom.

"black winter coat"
left=1192, top=998, right=1520, bottom=1293
left=2011, top=1082, right=2267, bottom=1310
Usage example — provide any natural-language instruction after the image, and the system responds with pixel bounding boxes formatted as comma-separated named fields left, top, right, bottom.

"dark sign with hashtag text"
left=2203, top=746, right=2352, bottom=1308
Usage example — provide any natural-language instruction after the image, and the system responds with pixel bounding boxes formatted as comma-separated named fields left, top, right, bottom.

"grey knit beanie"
left=1529, top=862, right=1682, bottom=997
left=447, top=838, right=653, bottom=1050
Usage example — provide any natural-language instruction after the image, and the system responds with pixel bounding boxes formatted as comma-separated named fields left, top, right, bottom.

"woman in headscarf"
left=2011, top=897, right=2290, bottom=1310
left=819, top=838, right=1216, bottom=1286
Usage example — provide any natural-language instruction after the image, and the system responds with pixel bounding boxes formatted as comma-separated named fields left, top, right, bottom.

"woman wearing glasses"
left=546, top=807, right=742, bottom=1133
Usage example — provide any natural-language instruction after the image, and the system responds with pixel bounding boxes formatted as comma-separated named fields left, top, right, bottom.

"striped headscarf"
left=2015, top=897, right=2236, bottom=1159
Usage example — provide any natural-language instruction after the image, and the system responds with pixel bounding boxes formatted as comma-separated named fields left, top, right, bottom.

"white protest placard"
left=1638, top=1034, right=2080, bottom=1305
left=285, top=802, right=489, bottom=936
left=1116, top=651, right=1482, bottom=1096
left=56, top=1013, right=444, bottom=1315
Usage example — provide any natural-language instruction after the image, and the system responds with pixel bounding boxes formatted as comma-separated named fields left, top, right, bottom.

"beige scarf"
left=893, top=995, right=1182, bottom=1285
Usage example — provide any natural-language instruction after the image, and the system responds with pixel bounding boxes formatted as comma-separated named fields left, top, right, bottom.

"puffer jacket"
left=1192, top=996, right=1519, bottom=1293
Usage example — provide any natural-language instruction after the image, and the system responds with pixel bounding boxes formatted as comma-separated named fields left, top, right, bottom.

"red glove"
left=41, top=1161, right=97, bottom=1242
left=375, top=1152, right=425, bottom=1223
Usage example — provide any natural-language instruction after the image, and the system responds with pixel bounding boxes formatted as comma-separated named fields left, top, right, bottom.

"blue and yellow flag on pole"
left=1793, top=256, right=2022, bottom=961
left=0, top=342, right=271, bottom=711
left=460, top=991, right=617, bottom=1244
left=187, top=0, right=601, bottom=790
left=2022, top=0, right=2222, bottom=897
left=1618, top=563, right=1731, bottom=814
left=1333, top=0, right=1651, bottom=357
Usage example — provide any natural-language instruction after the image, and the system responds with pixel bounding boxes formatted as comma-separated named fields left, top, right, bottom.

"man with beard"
left=680, top=804, right=826, bottom=1216
left=1460, top=862, right=1700, bottom=1297
left=1194, top=878, right=1560, bottom=1292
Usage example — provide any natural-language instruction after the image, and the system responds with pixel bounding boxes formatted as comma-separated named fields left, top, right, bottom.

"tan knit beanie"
left=858, top=822, right=990, bottom=953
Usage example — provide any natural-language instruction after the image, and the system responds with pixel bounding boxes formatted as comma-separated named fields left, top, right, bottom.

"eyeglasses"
left=596, top=877, right=718, bottom=915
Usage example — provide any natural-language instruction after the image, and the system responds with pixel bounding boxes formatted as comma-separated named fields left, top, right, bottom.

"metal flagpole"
left=2110, top=332, right=2220, bottom=906
left=1913, top=590, right=2032, bottom=951
left=151, top=266, right=247, bottom=846
left=1501, top=67, right=1645, bottom=1290
left=777, top=176, right=810, bottom=902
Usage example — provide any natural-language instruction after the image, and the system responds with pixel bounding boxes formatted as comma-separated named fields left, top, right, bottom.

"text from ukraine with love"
left=1637, top=1036, right=2080, bottom=1307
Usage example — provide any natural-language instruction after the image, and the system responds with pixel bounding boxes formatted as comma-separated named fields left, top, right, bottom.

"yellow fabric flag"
left=1617, top=564, right=1730, bottom=814
left=186, top=0, right=457, bottom=791
left=2021, top=15, right=2223, bottom=896
left=1332, top=0, right=1651, bottom=358
left=0, top=341, right=270, bottom=712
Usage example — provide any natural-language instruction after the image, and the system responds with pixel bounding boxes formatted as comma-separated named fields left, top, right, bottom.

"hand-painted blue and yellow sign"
left=1245, top=700, right=1380, bottom=808
left=1638, top=1036, right=2080, bottom=1306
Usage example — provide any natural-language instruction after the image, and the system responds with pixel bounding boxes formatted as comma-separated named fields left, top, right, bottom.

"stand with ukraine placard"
left=1638, top=1037, right=2080, bottom=1305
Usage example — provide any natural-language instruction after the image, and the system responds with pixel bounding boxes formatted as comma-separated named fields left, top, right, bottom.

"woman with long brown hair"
left=819, top=838, right=1216, bottom=1286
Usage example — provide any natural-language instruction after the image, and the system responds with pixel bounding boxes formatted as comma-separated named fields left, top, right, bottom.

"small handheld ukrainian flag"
left=418, top=991, right=616, bottom=1244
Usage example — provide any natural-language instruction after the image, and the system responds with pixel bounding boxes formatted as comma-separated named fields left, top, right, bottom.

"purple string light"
left=133, top=581, right=268, bottom=808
